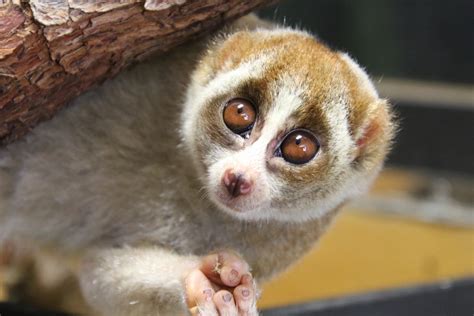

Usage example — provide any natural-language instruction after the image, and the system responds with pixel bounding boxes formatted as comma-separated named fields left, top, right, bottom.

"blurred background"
left=257, top=0, right=474, bottom=311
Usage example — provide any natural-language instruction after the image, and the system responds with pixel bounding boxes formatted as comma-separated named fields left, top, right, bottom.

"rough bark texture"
left=0, top=0, right=276, bottom=145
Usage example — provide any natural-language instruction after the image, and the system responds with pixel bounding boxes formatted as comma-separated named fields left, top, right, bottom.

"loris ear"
left=352, top=99, right=394, bottom=163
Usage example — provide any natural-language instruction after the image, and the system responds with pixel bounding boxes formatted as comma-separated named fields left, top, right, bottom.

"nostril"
left=223, top=169, right=237, bottom=187
left=222, top=169, right=252, bottom=198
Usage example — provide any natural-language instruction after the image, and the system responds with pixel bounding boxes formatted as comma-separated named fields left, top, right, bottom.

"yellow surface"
left=259, top=211, right=474, bottom=308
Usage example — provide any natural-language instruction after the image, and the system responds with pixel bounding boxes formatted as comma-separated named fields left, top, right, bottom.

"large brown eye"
left=223, top=98, right=256, bottom=136
left=279, top=130, right=319, bottom=164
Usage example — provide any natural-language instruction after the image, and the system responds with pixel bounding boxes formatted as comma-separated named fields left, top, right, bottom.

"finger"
left=185, top=269, right=218, bottom=315
left=242, top=274, right=261, bottom=300
left=234, top=274, right=258, bottom=315
left=233, top=285, right=255, bottom=315
left=200, top=251, right=250, bottom=287
left=213, top=290, right=238, bottom=316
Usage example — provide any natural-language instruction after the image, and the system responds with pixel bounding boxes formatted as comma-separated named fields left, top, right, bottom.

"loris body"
left=0, top=15, right=394, bottom=315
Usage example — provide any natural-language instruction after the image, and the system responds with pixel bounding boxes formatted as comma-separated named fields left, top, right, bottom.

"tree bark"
left=0, top=0, right=276, bottom=145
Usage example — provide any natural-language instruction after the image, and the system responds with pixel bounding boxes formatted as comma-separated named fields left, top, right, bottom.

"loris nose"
left=222, top=169, right=252, bottom=198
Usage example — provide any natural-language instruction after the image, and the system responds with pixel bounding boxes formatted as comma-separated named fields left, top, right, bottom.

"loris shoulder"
left=0, top=14, right=395, bottom=316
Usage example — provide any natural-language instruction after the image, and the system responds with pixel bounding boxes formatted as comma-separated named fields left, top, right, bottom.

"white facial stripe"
left=259, top=80, right=305, bottom=146
left=256, top=81, right=306, bottom=197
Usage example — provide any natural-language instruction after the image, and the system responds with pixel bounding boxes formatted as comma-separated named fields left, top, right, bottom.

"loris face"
left=182, top=28, right=394, bottom=222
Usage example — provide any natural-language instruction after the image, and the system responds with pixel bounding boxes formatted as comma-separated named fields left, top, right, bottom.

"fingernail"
left=203, top=289, right=213, bottom=301
left=241, top=288, right=250, bottom=298
left=230, top=269, right=239, bottom=281
left=223, top=293, right=233, bottom=302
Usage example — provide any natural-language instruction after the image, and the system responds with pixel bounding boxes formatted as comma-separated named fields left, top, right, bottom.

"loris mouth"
left=210, top=191, right=267, bottom=220
left=214, top=191, right=248, bottom=213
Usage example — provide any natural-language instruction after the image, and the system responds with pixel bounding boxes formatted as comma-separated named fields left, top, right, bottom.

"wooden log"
left=0, top=0, right=276, bottom=145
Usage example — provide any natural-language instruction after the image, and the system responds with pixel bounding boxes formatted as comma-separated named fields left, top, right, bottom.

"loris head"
left=182, top=26, right=395, bottom=222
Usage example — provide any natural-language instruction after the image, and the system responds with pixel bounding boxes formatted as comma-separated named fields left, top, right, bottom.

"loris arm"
left=79, top=247, right=199, bottom=315
left=78, top=248, right=258, bottom=316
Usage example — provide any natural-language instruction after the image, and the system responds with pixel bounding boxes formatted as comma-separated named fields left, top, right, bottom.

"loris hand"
left=185, top=251, right=258, bottom=316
